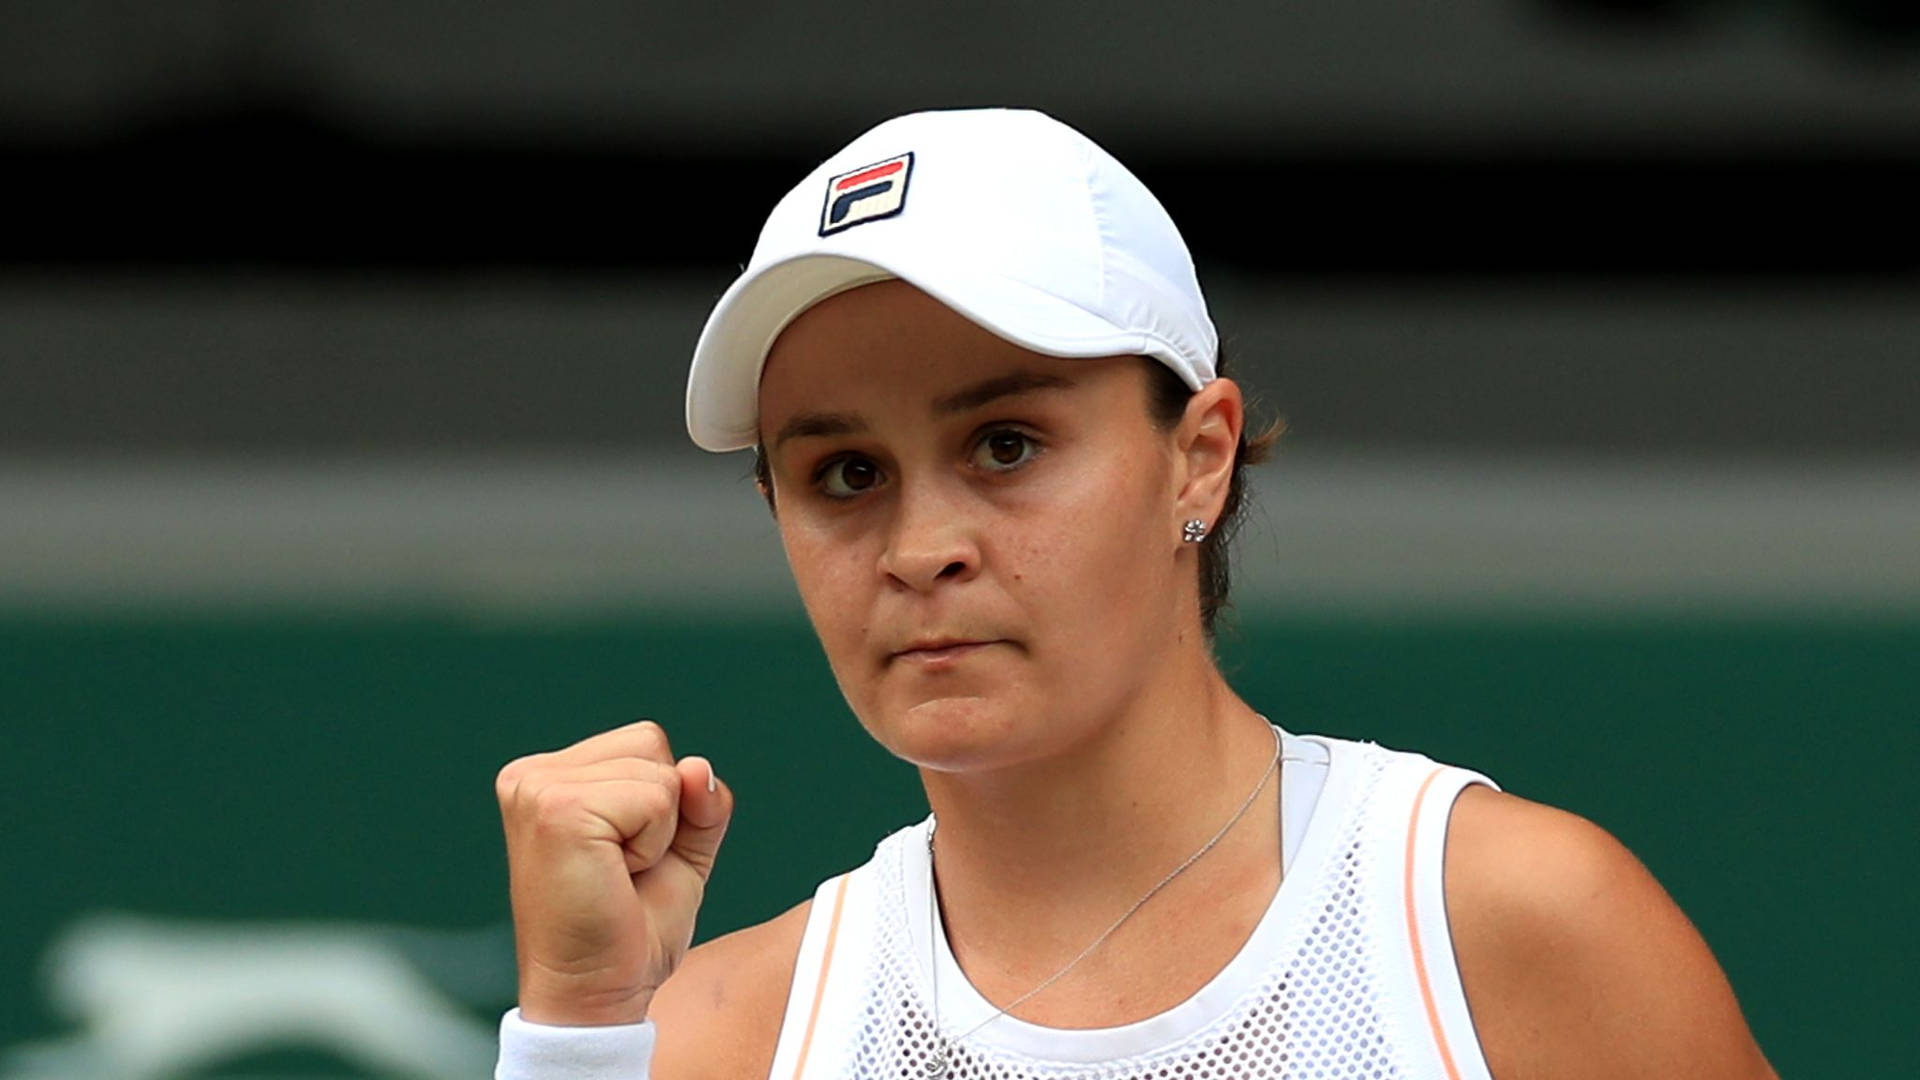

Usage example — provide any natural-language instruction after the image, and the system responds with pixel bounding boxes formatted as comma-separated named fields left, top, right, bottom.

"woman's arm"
left=498, top=900, right=807, bottom=1080
left=1445, top=786, right=1777, bottom=1080
left=647, top=898, right=811, bottom=1079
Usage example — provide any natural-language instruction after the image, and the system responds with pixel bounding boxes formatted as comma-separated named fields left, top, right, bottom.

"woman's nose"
left=878, top=480, right=980, bottom=592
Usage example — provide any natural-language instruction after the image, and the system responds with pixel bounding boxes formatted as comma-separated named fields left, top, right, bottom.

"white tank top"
left=765, top=730, right=1497, bottom=1080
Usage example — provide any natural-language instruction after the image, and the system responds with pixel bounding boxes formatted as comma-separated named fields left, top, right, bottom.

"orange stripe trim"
left=789, top=873, right=851, bottom=1080
left=1405, top=766, right=1465, bottom=1080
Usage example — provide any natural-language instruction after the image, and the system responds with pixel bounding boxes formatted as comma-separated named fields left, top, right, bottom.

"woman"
left=493, top=109, right=1776, bottom=1079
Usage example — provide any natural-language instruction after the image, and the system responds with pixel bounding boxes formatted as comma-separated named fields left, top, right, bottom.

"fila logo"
left=819, top=152, right=914, bottom=236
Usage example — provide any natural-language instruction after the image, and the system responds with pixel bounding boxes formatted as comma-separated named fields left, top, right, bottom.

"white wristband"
left=496, top=1007, right=656, bottom=1080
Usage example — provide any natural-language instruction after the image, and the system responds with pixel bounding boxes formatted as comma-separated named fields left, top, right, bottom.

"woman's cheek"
left=783, top=526, right=863, bottom=637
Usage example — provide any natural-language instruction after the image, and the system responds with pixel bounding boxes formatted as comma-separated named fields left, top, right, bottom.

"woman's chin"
left=864, top=694, right=1035, bottom=773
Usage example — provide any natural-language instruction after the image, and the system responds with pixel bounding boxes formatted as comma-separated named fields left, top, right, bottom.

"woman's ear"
left=1174, top=377, right=1243, bottom=526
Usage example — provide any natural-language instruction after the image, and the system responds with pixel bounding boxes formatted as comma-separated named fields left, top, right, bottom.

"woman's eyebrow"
left=931, top=371, right=1076, bottom=416
left=772, top=412, right=865, bottom=449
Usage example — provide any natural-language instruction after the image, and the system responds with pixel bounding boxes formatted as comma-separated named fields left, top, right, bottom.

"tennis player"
left=493, top=108, right=1777, bottom=1079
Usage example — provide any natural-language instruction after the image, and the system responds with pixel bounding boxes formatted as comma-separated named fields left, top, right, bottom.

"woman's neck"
left=916, top=646, right=1282, bottom=989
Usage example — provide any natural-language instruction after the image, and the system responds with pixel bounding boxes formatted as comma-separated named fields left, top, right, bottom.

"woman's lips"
left=892, top=640, right=998, bottom=667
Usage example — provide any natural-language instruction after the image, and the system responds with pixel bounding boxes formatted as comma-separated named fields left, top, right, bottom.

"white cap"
left=684, top=107, right=1219, bottom=452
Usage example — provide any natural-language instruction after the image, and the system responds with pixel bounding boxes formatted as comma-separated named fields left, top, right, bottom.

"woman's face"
left=756, top=280, right=1230, bottom=773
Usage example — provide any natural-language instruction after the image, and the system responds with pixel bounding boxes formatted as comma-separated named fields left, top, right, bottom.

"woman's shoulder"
left=647, top=896, right=813, bottom=1080
left=1285, top=728, right=1487, bottom=777
left=1443, top=787, right=1776, bottom=1079
left=645, top=819, right=923, bottom=1079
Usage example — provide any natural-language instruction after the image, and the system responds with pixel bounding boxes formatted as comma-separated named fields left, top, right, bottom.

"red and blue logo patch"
left=819, top=152, right=914, bottom=236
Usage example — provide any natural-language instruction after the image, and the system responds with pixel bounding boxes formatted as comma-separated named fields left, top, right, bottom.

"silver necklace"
left=921, top=722, right=1284, bottom=1080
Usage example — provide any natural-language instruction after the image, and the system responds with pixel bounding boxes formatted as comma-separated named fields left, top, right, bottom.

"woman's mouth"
left=891, top=640, right=999, bottom=667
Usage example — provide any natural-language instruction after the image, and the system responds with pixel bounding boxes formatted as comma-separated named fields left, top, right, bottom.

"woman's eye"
left=818, top=456, right=883, bottom=498
left=972, top=430, right=1039, bottom=471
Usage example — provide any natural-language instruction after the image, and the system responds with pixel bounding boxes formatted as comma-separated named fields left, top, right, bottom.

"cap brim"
left=685, top=250, right=1160, bottom=452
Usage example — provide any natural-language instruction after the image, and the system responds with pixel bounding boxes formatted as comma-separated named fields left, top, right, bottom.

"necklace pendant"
left=923, top=1043, right=949, bottom=1080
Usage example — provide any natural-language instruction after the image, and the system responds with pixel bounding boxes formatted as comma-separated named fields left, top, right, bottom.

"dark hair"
left=1141, top=346, right=1284, bottom=639
left=750, top=346, right=1283, bottom=641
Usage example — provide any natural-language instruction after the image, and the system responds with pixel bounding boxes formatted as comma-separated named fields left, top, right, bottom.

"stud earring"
left=1182, top=519, right=1208, bottom=543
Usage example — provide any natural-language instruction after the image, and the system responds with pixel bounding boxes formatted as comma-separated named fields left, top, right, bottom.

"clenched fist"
left=495, top=719, right=734, bottom=1025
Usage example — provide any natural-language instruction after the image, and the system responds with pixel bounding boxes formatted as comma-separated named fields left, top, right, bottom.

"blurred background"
left=3, top=1, right=1917, bottom=1076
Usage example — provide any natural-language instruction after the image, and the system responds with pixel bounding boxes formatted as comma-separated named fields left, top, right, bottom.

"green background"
left=3, top=609, right=1914, bottom=1075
